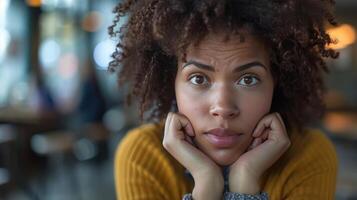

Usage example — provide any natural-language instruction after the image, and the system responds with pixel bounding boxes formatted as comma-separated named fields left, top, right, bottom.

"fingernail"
left=252, top=130, right=258, bottom=137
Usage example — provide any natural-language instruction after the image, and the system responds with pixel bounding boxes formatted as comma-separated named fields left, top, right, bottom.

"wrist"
left=228, top=169, right=261, bottom=195
left=192, top=171, right=224, bottom=200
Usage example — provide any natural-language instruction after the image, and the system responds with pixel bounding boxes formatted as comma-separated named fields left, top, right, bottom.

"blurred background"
left=0, top=0, right=356, bottom=199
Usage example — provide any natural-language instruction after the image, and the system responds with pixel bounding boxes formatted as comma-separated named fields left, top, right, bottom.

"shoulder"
left=286, top=128, right=337, bottom=168
left=271, top=128, right=338, bottom=175
left=117, top=123, right=164, bottom=149
left=265, top=128, right=338, bottom=181
left=263, top=128, right=338, bottom=198
left=114, top=123, right=192, bottom=199
left=115, top=123, right=165, bottom=165
left=114, top=122, right=186, bottom=175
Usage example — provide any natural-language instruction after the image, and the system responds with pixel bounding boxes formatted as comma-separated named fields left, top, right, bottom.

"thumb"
left=183, top=122, right=195, bottom=137
left=176, top=112, right=195, bottom=137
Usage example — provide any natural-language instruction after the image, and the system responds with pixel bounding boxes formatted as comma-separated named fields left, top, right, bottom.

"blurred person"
left=110, top=0, right=339, bottom=199
left=77, top=61, right=107, bottom=125
left=73, top=61, right=109, bottom=161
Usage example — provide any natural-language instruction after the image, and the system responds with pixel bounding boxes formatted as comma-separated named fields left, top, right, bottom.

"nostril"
left=227, top=112, right=238, bottom=119
left=210, top=109, right=239, bottom=119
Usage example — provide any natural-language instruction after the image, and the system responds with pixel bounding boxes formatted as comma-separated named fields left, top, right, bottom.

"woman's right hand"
left=163, top=112, right=224, bottom=200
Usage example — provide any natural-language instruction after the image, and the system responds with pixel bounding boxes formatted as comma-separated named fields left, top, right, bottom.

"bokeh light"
left=57, top=53, right=79, bottom=79
left=0, top=29, right=10, bottom=62
left=39, top=39, right=61, bottom=69
left=81, top=11, right=102, bottom=32
left=26, top=0, right=41, bottom=7
left=93, top=39, right=116, bottom=70
left=327, top=24, right=356, bottom=50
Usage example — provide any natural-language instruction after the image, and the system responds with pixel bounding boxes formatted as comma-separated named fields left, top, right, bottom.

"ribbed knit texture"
left=114, top=123, right=338, bottom=200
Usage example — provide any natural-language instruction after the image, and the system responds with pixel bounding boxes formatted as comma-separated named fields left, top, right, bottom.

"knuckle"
left=282, top=139, right=291, bottom=149
left=162, top=131, right=177, bottom=150
left=162, top=139, right=172, bottom=150
left=276, top=136, right=290, bottom=149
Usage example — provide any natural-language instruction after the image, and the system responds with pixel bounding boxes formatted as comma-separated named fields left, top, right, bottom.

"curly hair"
left=108, top=0, right=339, bottom=131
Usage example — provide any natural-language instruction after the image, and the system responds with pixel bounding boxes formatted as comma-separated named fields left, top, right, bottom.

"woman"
left=109, top=0, right=339, bottom=199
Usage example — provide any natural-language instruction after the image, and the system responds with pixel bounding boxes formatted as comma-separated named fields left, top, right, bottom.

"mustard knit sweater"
left=114, top=123, right=338, bottom=200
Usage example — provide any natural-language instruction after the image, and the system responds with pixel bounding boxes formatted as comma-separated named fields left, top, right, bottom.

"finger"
left=252, top=116, right=272, bottom=137
left=247, top=138, right=263, bottom=151
left=173, top=113, right=195, bottom=137
left=185, top=134, right=194, bottom=145
left=253, top=114, right=285, bottom=140
left=252, top=138, right=263, bottom=148
left=275, top=112, right=287, bottom=132
left=164, top=114, right=214, bottom=173
left=261, top=129, right=269, bottom=140
left=164, top=112, right=174, bottom=137
left=250, top=129, right=269, bottom=151
left=164, top=113, right=192, bottom=141
left=254, top=127, right=270, bottom=141
left=183, top=121, right=195, bottom=137
left=275, top=112, right=283, bottom=124
left=176, top=112, right=195, bottom=136
left=273, top=113, right=289, bottom=141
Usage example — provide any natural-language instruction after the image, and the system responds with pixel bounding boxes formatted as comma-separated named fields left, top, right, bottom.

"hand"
left=228, top=112, right=291, bottom=194
left=163, top=112, right=224, bottom=200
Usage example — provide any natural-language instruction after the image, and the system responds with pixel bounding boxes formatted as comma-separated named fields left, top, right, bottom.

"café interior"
left=0, top=0, right=357, bottom=199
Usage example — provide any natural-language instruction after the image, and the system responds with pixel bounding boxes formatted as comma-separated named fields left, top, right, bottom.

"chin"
left=215, top=159, right=235, bottom=167
left=208, top=149, right=242, bottom=167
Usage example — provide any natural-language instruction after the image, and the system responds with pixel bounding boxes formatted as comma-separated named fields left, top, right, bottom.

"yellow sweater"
left=114, top=123, right=338, bottom=200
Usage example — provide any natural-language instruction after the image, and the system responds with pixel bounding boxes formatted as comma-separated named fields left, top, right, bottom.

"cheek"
left=175, top=81, right=206, bottom=119
left=176, top=93, right=197, bottom=115
left=239, top=90, right=274, bottom=133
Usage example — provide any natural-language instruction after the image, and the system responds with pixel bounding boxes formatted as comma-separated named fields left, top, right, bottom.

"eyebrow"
left=182, top=60, right=267, bottom=72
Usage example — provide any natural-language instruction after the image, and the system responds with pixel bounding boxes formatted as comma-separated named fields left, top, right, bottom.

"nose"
left=209, top=85, right=239, bottom=120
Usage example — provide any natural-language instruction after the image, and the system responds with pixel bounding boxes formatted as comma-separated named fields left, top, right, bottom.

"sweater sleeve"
left=114, top=124, right=189, bottom=200
left=282, top=130, right=338, bottom=200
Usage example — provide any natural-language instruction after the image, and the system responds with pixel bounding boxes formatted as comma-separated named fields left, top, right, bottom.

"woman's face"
left=175, top=30, right=274, bottom=166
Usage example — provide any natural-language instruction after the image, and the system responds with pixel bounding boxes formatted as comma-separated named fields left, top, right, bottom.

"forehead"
left=185, top=30, right=269, bottom=63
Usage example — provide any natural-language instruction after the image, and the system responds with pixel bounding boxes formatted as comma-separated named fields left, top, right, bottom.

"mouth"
left=204, top=128, right=243, bottom=148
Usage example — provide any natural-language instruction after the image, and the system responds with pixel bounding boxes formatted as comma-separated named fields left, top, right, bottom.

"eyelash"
left=188, top=73, right=260, bottom=87
left=237, top=74, right=261, bottom=87
left=188, top=74, right=210, bottom=86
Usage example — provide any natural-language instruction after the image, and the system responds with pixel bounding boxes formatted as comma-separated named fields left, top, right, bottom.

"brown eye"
left=238, top=75, right=259, bottom=86
left=189, top=75, right=208, bottom=85
left=243, top=77, right=253, bottom=84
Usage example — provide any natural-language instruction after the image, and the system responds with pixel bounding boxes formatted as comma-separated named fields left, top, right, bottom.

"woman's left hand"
left=228, top=112, right=291, bottom=194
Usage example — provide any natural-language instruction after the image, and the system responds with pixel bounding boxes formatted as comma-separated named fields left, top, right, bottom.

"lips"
left=205, top=128, right=242, bottom=148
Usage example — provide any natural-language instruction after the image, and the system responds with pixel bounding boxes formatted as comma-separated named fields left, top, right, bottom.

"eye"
left=237, top=75, right=260, bottom=86
left=189, top=74, right=209, bottom=86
